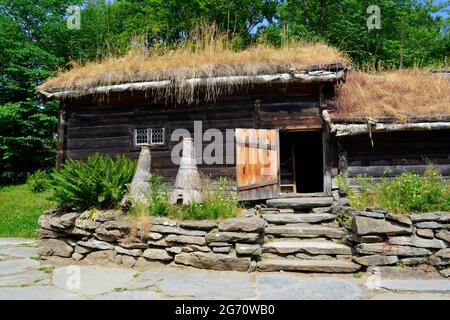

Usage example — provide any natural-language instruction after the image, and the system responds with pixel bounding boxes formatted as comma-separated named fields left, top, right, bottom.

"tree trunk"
left=320, top=0, right=326, bottom=33
left=303, top=0, right=309, bottom=24
left=400, top=29, right=404, bottom=68
left=55, top=102, right=67, bottom=169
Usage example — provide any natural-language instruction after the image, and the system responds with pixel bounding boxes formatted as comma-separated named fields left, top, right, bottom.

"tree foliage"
left=0, top=100, right=58, bottom=183
left=267, top=0, right=449, bottom=67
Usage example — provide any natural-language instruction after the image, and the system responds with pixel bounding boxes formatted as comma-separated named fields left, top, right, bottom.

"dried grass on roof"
left=335, top=69, right=450, bottom=121
left=38, top=25, right=347, bottom=103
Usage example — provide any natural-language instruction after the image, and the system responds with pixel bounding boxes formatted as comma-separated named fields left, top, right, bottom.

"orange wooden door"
left=235, top=129, right=280, bottom=201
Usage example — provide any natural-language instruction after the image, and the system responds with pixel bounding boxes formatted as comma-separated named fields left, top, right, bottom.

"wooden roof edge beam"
left=322, top=110, right=450, bottom=137
left=38, top=70, right=347, bottom=100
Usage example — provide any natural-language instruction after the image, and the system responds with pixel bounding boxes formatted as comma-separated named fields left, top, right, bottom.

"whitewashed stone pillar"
left=129, top=144, right=152, bottom=203
left=170, top=137, right=203, bottom=205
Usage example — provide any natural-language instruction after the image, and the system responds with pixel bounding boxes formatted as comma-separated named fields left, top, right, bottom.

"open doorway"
left=279, top=131, right=324, bottom=194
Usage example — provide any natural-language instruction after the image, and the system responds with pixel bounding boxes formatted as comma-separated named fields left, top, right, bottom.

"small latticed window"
left=134, top=128, right=165, bottom=146
left=135, top=128, right=149, bottom=145
left=151, top=128, right=165, bottom=145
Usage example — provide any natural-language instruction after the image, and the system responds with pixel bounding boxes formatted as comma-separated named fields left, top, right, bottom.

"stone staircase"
left=266, top=196, right=334, bottom=209
left=257, top=197, right=361, bottom=273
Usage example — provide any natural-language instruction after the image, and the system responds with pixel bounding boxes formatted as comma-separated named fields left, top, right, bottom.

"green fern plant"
left=51, top=154, right=136, bottom=210
left=26, top=169, right=50, bottom=193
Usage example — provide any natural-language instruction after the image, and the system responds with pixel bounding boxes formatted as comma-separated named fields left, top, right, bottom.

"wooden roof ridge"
left=38, top=63, right=348, bottom=100
left=322, top=110, right=450, bottom=137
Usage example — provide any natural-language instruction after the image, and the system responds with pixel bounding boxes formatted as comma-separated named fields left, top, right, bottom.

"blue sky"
left=432, top=0, right=449, bottom=18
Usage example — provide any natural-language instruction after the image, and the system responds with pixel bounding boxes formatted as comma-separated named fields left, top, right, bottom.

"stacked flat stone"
left=346, top=208, right=450, bottom=278
left=257, top=203, right=360, bottom=273
left=37, top=210, right=265, bottom=272
left=36, top=204, right=450, bottom=277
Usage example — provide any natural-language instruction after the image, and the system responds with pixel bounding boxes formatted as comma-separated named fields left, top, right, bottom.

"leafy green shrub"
left=337, top=167, right=450, bottom=214
left=26, top=170, right=49, bottom=193
left=51, top=154, right=136, bottom=210
left=336, top=172, right=352, bottom=196
left=336, top=173, right=373, bottom=209
left=182, top=177, right=239, bottom=220
left=137, top=175, right=239, bottom=220
left=375, top=168, right=450, bottom=213
left=351, top=174, right=375, bottom=209
left=148, top=174, right=172, bottom=216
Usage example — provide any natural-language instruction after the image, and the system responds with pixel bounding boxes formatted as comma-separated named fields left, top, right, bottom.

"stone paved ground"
left=0, top=238, right=449, bottom=300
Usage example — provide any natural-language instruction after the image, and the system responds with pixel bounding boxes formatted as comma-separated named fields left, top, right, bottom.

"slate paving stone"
left=0, top=246, right=39, bottom=259
left=125, top=268, right=181, bottom=290
left=0, top=270, right=50, bottom=287
left=157, top=270, right=255, bottom=299
left=0, top=285, right=79, bottom=300
left=257, top=274, right=364, bottom=300
left=371, top=293, right=450, bottom=300
left=378, top=280, right=450, bottom=292
left=52, top=266, right=136, bottom=296
left=0, top=259, right=40, bottom=276
left=96, top=290, right=159, bottom=300
left=0, top=238, right=38, bottom=247
left=370, top=266, right=443, bottom=279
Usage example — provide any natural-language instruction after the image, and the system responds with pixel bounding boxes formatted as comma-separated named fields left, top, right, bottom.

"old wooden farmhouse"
left=38, top=47, right=450, bottom=202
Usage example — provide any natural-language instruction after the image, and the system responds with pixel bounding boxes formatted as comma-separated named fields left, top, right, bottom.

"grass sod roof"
left=37, top=38, right=449, bottom=122
left=333, top=69, right=450, bottom=122
left=37, top=42, right=348, bottom=103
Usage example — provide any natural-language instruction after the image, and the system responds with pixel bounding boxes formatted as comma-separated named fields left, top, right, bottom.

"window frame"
left=150, top=127, right=165, bottom=145
left=134, top=128, right=165, bottom=146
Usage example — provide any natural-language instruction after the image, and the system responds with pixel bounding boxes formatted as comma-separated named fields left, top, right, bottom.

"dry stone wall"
left=36, top=204, right=450, bottom=277
left=345, top=207, right=450, bottom=278
left=37, top=210, right=266, bottom=272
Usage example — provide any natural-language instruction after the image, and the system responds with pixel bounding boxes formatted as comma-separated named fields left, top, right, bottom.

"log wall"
left=62, top=83, right=326, bottom=185
left=334, top=130, right=450, bottom=188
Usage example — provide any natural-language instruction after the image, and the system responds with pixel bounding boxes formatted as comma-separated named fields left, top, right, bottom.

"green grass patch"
left=337, top=167, right=450, bottom=214
left=129, top=175, right=240, bottom=220
left=0, top=184, right=55, bottom=238
left=39, top=266, right=54, bottom=274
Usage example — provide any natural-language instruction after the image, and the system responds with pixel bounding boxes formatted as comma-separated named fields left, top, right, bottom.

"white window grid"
left=134, top=128, right=165, bottom=146
left=151, top=128, right=165, bottom=145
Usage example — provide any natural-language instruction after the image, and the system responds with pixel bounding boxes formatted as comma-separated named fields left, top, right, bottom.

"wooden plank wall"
left=63, top=83, right=323, bottom=186
left=333, top=130, right=450, bottom=188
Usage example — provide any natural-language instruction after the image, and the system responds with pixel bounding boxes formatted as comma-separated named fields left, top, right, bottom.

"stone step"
left=257, top=258, right=361, bottom=273
left=262, top=213, right=335, bottom=224
left=265, top=225, right=346, bottom=239
left=263, top=239, right=352, bottom=255
left=266, top=197, right=334, bottom=209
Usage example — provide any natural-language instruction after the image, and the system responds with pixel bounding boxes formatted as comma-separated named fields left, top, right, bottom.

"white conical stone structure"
left=129, top=144, right=152, bottom=203
left=170, top=137, right=203, bottom=205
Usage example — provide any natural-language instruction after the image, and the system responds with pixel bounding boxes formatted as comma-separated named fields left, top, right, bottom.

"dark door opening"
left=279, top=131, right=324, bottom=194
